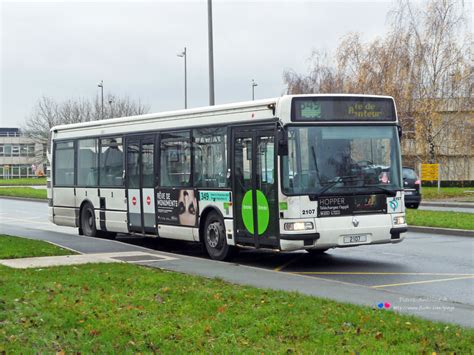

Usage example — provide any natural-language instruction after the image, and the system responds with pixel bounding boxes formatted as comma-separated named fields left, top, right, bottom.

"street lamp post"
left=97, top=80, right=104, bottom=120
left=251, top=79, right=258, bottom=100
left=177, top=47, right=187, bottom=109
left=207, top=0, right=215, bottom=105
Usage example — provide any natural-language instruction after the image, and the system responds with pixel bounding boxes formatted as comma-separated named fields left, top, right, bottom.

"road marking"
left=0, top=216, right=51, bottom=226
left=294, top=272, right=474, bottom=276
left=274, top=254, right=305, bottom=272
left=371, top=275, right=474, bottom=288
left=130, top=259, right=170, bottom=263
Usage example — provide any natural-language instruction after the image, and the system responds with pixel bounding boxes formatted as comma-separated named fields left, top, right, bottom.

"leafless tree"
left=23, top=94, right=150, bottom=161
left=390, top=0, right=471, bottom=165
left=100, top=94, right=149, bottom=120
left=283, top=0, right=471, bottom=178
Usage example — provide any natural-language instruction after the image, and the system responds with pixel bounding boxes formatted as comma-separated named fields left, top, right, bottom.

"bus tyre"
left=203, top=212, right=234, bottom=261
left=80, top=203, right=97, bottom=238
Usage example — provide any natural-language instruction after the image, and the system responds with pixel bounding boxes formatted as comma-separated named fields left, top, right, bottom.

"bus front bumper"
left=279, top=215, right=407, bottom=251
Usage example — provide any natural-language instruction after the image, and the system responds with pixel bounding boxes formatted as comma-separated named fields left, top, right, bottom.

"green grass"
left=422, top=187, right=474, bottom=202
left=1, top=263, right=473, bottom=353
left=0, top=235, right=75, bottom=259
left=0, top=177, right=47, bottom=186
left=407, top=209, right=474, bottom=230
left=0, top=187, right=47, bottom=200
left=0, top=236, right=473, bottom=353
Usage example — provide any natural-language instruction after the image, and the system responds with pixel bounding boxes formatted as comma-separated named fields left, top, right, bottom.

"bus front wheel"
left=80, top=203, right=97, bottom=238
left=203, top=212, right=235, bottom=261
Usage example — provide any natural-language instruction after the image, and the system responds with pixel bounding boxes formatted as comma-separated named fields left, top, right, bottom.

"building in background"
left=401, top=102, right=473, bottom=182
left=0, top=128, right=46, bottom=179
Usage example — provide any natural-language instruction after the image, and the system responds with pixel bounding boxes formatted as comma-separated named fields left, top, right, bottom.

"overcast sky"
left=1, top=0, right=395, bottom=127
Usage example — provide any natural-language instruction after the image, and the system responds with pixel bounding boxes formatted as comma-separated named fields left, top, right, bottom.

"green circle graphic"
left=241, top=191, right=254, bottom=234
left=241, top=189, right=270, bottom=235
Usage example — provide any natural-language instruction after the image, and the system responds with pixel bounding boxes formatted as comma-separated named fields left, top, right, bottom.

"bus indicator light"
left=146, top=196, right=151, bottom=205
left=132, top=196, right=137, bottom=206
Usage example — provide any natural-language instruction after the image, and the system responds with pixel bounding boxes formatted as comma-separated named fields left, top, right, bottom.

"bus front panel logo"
left=352, top=217, right=359, bottom=227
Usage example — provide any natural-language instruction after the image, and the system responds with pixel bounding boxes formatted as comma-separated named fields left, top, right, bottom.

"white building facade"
left=0, top=128, right=46, bottom=178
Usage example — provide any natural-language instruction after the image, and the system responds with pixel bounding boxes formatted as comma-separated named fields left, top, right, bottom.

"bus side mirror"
left=278, top=130, right=288, bottom=156
left=397, top=125, right=402, bottom=140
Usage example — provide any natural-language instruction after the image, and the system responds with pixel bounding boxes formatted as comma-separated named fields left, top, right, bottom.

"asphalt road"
left=1, top=198, right=473, bottom=327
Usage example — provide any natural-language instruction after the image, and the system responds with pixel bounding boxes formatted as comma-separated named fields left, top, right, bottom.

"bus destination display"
left=291, top=97, right=395, bottom=122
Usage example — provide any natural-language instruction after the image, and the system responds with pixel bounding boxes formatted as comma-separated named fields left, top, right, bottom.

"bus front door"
left=126, top=135, right=156, bottom=234
left=232, top=126, right=279, bottom=248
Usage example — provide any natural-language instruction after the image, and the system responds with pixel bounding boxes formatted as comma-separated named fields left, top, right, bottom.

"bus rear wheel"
left=80, top=203, right=97, bottom=238
left=203, top=212, right=235, bottom=261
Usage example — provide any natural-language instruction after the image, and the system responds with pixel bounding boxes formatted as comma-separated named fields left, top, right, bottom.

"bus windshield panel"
left=282, top=126, right=401, bottom=196
left=291, top=97, right=395, bottom=121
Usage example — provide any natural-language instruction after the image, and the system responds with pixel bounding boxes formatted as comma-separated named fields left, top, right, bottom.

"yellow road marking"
left=371, top=276, right=474, bottom=288
left=274, top=254, right=305, bottom=272
left=294, top=272, right=474, bottom=276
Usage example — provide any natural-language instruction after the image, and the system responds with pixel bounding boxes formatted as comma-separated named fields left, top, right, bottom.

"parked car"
left=403, top=167, right=422, bottom=208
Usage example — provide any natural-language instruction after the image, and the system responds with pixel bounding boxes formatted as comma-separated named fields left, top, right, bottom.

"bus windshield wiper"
left=362, top=184, right=398, bottom=196
left=310, top=146, right=322, bottom=187
left=314, top=175, right=362, bottom=197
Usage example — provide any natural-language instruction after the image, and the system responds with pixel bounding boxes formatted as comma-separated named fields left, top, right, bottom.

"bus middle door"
left=126, top=135, right=156, bottom=234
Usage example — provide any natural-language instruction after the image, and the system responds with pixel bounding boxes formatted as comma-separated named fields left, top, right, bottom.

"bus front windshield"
left=282, top=126, right=402, bottom=196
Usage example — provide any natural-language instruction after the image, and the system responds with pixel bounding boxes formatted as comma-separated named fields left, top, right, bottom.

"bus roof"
left=51, top=94, right=396, bottom=139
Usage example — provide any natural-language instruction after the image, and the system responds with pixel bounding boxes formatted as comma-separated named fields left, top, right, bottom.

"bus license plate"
left=343, top=235, right=367, bottom=244
left=404, top=190, right=414, bottom=195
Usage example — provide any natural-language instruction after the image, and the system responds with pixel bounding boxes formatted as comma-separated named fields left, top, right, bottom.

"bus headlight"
left=393, top=216, right=406, bottom=225
left=284, top=222, right=314, bottom=231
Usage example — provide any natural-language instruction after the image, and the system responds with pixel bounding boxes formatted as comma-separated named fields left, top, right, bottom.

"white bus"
left=49, top=94, right=407, bottom=260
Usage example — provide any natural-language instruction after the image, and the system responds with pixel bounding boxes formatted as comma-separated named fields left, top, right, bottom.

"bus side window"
left=193, top=127, right=228, bottom=188
left=54, top=141, right=75, bottom=186
left=160, top=131, right=191, bottom=187
left=77, top=139, right=98, bottom=186
left=99, top=137, right=123, bottom=186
